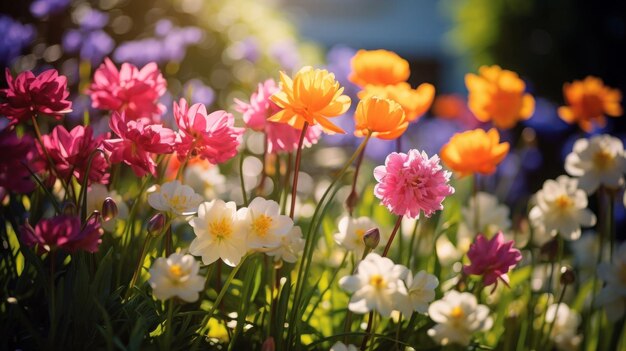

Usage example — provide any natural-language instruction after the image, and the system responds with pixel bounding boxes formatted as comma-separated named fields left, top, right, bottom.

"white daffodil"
left=397, top=270, right=439, bottom=316
left=184, top=162, right=226, bottom=199
left=238, top=197, right=293, bottom=250
left=565, top=134, right=626, bottom=194
left=148, top=180, right=203, bottom=216
left=339, top=253, right=408, bottom=317
left=266, top=225, right=305, bottom=263
left=330, top=341, right=358, bottom=351
left=334, top=215, right=377, bottom=258
left=529, top=175, right=596, bottom=241
left=148, top=253, right=205, bottom=302
left=596, top=242, right=626, bottom=322
left=189, top=200, right=247, bottom=267
left=86, top=183, right=129, bottom=232
left=427, top=290, right=493, bottom=346
left=545, top=303, right=582, bottom=351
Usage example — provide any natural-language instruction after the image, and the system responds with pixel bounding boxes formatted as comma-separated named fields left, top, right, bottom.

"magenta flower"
left=88, top=58, right=166, bottom=122
left=22, top=214, right=103, bottom=254
left=173, top=98, right=243, bottom=164
left=235, top=79, right=322, bottom=154
left=0, top=68, right=72, bottom=124
left=463, top=232, right=522, bottom=288
left=0, top=128, right=43, bottom=200
left=374, top=150, right=454, bottom=219
left=103, top=111, right=176, bottom=177
left=41, top=125, right=109, bottom=185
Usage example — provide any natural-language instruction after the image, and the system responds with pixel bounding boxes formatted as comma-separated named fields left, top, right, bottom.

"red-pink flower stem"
left=289, top=122, right=309, bottom=219
left=382, top=216, right=404, bottom=257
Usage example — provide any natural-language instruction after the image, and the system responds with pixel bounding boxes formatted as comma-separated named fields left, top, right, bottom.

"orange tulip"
left=465, top=65, right=535, bottom=129
left=558, top=76, right=622, bottom=132
left=359, top=82, right=435, bottom=122
left=440, top=128, right=509, bottom=178
left=349, top=49, right=410, bottom=87
left=354, top=96, right=407, bottom=140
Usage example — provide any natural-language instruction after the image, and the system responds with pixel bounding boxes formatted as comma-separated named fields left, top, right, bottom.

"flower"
left=427, top=290, right=493, bottom=346
left=0, top=68, right=72, bottom=124
left=148, top=180, right=203, bottom=216
left=235, top=79, right=322, bottom=154
left=349, top=49, right=410, bottom=87
left=86, top=183, right=128, bottom=232
left=339, top=253, right=409, bottom=317
left=189, top=199, right=247, bottom=267
left=334, top=215, right=377, bottom=259
left=269, top=66, right=351, bottom=134
left=461, top=192, right=511, bottom=235
left=265, top=225, right=305, bottom=263
left=463, top=232, right=522, bottom=288
left=397, top=271, right=439, bottom=316
left=529, top=175, right=597, bottom=241
left=237, top=197, right=293, bottom=250
left=148, top=253, right=205, bottom=302
left=465, top=65, right=535, bottom=129
left=0, top=16, right=36, bottom=67
left=103, top=111, right=176, bottom=177
left=0, top=128, right=41, bottom=200
left=176, top=158, right=225, bottom=199
left=173, top=98, right=243, bottom=164
left=374, top=149, right=454, bottom=219
left=88, top=58, right=166, bottom=122
left=330, top=342, right=358, bottom=351
left=30, top=0, right=70, bottom=18
left=564, top=134, right=626, bottom=194
left=596, top=242, right=626, bottom=322
left=544, top=303, right=582, bottom=351
left=358, top=82, right=435, bottom=122
left=21, top=215, right=103, bottom=254
left=353, top=96, right=407, bottom=140
left=440, top=128, right=510, bottom=178
left=558, top=76, right=622, bottom=132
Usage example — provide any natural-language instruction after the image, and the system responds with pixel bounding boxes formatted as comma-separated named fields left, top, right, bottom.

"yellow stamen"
left=593, top=149, right=615, bottom=170
left=554, top=195, right=573, bottom=210
left=369, top=274, right=386, bottom=289
left=252, top=215, right=273, bottom=238
left=209, top=217, right=233, bottom=240
left=450, top=306, right=465, bottom=319
left=169, top=264, right=183, bottom=278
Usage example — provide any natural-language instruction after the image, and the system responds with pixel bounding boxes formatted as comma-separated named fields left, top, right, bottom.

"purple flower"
left=183, top=79, right=215, bottom=106
left=79, top=9, right=109, bottom=30
left=30, top=0, right=70, bottom=18
left=61, top=10, right=113, bottom=65
left=0, top=15, right=36, bottom=67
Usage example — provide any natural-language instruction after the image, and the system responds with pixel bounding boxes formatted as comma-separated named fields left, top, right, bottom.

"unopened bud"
left=345, top=190, right=358, bottom=215
left=560, top=266, right=576, bottom=285
left=261, top=337, right=275, bottom=351
left=147, top=213, right=166, bottom=237
left=62, top=201, right=77, bottom=216
left=363, top=227, right=380, bottom=249
left=101, top=197, right=118, bottom=221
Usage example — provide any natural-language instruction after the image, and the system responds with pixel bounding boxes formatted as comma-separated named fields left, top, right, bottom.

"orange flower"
left=558, top=76, right=623, bottom=132
left=359, top=82, right=435, bottom=122
left=432, top=94, right=466, bottom=120
left=349, top=49, right=410, bottom=87
left=354, top=96, right=407, bottom=140
left=440, top=128, right=509, bottom=178
left=269, top=66, right=351, bottom=134
left=465, top=65, right=535, bottom=129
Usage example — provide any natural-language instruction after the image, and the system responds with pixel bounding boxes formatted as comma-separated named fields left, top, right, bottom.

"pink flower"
left=235, top=79, right=322, bottom=154
left=0, top=128, right=43, bottom=200
left=173, top=98, right=243, bottom=164
left=41, top=125, right=109, bottom=185
left=22, top=214, right=103, bottom=254
left=374, top=150, right=454, bottom=219
left=88, top=58, right=166, bottom=122
left=103, top=111, right=176, bottom=177
left=463, top=232, right=522, bottom=288
left=0, top=68, right=72, bottom=124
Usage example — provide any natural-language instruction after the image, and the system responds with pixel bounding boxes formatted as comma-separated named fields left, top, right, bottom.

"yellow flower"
left=354, top=96, right=407, bottom=140
left=465, top=65, right=535, bottom=129
left=359, top=82, right=435, bottom=122
left=558, top=76, right=622, bottom=132
left=440, top=128, right=510, bottom=178
left=349, top=49, right=410, bottom=87
left=269, top=66, right=351, bottom=134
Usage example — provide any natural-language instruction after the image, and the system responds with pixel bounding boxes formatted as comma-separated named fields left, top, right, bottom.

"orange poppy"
left=349, top=49, right=410, bottom=87
left=440, top=128, right=510, bottom=178
left=354, top=96, right=407, bottom=140
left=558, top=76, right=622, bottom=132
left=359, top=82, right=435, bottom=122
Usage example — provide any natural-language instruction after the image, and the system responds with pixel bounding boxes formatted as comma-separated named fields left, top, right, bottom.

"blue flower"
left=0, top=15, right=36, bottom=67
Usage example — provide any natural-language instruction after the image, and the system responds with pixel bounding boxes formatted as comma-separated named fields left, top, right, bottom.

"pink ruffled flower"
left=173, top=98, right=243, bottom=164
left=103, top=111, right=176, bottom=177
left=374, top=150, right=454, bottom=219
left=235, top=79, right=322, bottom=154
left=88, top=58, right=166, bottom=122
left=0, top=128, right=43, bottom=200
left=0, top=68, right=72, bottom=124
left=41, top=125, right=109, bottom=185
left=463, top=232, right=522, bottom=288
left=22, top=214, right=103, bottom=254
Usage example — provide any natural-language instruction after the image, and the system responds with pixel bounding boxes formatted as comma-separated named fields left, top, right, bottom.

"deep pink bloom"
left=103, top=111, right=176, bottom=177
left=88, top=58, right=166, bottom=122
left=0, top=68, right=72, bottom=124
left=0, top=128, right=43, bottom=200
left=374, top=150, right=454, bottom=219
left=22, top=214, right=103, bottom=254
left=41, top=125, right=109, bottom=185
left=463, top=232, right=522, bottom=288
left=235, top=79, right=322, bottom=154
left=173, top=98, right=243, bottom=164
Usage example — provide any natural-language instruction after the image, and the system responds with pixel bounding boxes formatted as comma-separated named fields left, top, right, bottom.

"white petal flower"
left=545, top=303, right=582, bottom=351
left=86, top=183, right=129, bottom=232
left=184, top=162, right=226, bottom=199
left=148, top=180, right=203, bottom=216
left=330, top=341, right=358, bottom=351
left=148, top=253, right=205, bottom=302
left=333, top=215, right=377, bottom=258
left=397, top=270, right=439, bottom=316
left=238, top=197, right=293, bottom=250
left=596, top=242, right=626, bottom=322
left=189, top=200, right=247, bottom=267
left=427, top=290, right=493, bottom=346
left=265, top=225, right=305, bottom=263
left=460, top=192, right=511, bottom=235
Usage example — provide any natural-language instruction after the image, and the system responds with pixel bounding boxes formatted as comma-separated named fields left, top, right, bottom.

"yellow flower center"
left=209, top=217, right=233, bottom=240
left=252, top=215, right=273, bottom=238
left=450, top=306, right=465, bottom=319
left=593, top=149, right=615, bottom=170
left=167, top=194, right=185, bottom=211
left=169, top=264, right=184, bottom=279
left=369, top=274, right=386, bottom=289
left=554, top=195, right=573, bottom=210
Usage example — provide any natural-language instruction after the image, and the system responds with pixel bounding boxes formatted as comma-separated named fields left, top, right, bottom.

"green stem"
left=165, top=299, right=175, bottom=348
left=473, top=174, right=480, bottom=233
left=239, top=152, right=249, bottom=207
left=48, top=250, right=57, bottom=347
left=382, top=216, right=403, bottom=257
left=347, top=141, right=368, bottom=216
left=360, top=311, right=375, bottom=350
left=125, top=235, right=152, bottom=300
left=542, top=283, right=567, bottom=351
left=289, top=122, right=309, bottom=219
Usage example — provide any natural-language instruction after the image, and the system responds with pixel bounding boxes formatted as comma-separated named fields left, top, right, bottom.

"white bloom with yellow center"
left=545, top=303, right=582, bottom=351
left=396, top=271, right=439, bottom=316
left=339, top=253, right=408, bottom=317
left=334, top=216, right=377, bottom=258
left=529, top=175, right=596, bottom=241
left=565, top=134, right=626, bottom=194
left=266, top=225, right=305, bottom=263
left=87, top=184, right=129, bottom=232
left=189, top=200, right=247, bottom=267
left=184, top=163, right=225, bottom=199
left=427, top=290, right=493, bottom=346
left=148, top=180, right=203, bottom=216
left=238, top=197, right=293, bottom=250
left=596, top=242, right=626, bottom=322
left=148, top=253, right=205, bottom=302
left=330, top=341, right=358, bottom=351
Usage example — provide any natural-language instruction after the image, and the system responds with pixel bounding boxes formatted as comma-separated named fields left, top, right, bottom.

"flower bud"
left=559, top=266, right=576, bottom=285
left=363, top=227, right=380, bottom=249
left=147, top=213, right=166, bottom=237
left=261, top=337, right=275, bottom=351
left=345, top=190, right=358, bottom=215
left=62, top=201, right=77, bottom=216
left=101, top=197, right=118, bottom=222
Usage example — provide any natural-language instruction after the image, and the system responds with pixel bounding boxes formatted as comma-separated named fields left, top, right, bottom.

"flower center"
left=369, top=274, right=386, bottom=289
left=169, top=264, right=184, bottom=279
left=252, top=215, right=273, bottom=238
left=209, top=217, right=233, bottom=240
left=166, top=194, right=185, bottom=211
left=554, top=195, right=573, bottom=210
left=450, top=306, right=465, bottom=319
left=593, top=149, right=615, bottom=170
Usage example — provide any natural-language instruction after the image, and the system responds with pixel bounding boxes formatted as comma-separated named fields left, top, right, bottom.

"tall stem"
left=125, top=235, right=152, bottom=300
left=239, top=152, right=249, bottom=206
left=165, top=299, right=175, bottom=348
left=473, top=174, right=480, bottom=233
left=289, top=122, right=309, bottom=219
left=347, top=141, right=368, bottom=216
left=382, top=216, right=404, bottom=257
left=360, top=311, right=375, bottom=350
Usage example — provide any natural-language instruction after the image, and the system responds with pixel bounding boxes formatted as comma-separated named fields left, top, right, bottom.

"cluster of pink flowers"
left=463, top=232, right=522, bottom=288
left=22, top=214, right=103, bottom=254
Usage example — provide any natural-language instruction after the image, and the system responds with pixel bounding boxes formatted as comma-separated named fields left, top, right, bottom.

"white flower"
left=397, top=271, right=439, bottom=316
left=596, top=242, right=626, bottom=322
left=339, top=253, right=408, bottom=317
left=529, top=175, right=596, bottom=241
left=238, top=197, right=293, bottom=250
left=330, top=341, right=358, bottom=351
left=148, top=253, right=205, bottom=302
left=460, top=192, right=511, bottom=235
left=427, top=290, right=493, bottom=346
left=565, top=134, right=626, bottom=194
left=545, top=303, right=582, bottom=351
left=266, top=225, right=305, bottom=263
left=334, top=216, right=377, bottom=258
left=189, top=200, right=247, bottom=267
left=86, top=184, right=129, bottom=232
left=148, top=180, right=203, bottom=216
left=184, top=162, right=226, bottom=199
